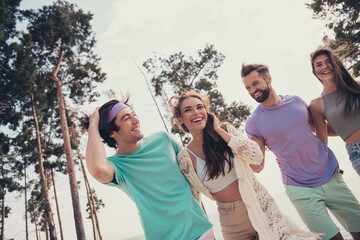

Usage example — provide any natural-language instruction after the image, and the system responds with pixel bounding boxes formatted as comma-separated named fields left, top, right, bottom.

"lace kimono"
left=177, top=124, right=320, bottom=240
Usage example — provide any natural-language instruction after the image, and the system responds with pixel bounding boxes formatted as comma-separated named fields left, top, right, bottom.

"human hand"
left=208, top=112, right=220, bottom=132
left=89, top=107, right=100, bottom=128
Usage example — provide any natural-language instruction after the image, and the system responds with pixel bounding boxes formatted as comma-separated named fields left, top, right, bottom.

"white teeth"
left=254, top=91, right=261, bottom=97
left=192, top=118, right=203, bottom=123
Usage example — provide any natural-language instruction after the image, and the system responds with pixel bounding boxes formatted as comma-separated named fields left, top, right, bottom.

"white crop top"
left=186, top=148, right=238, bottom=193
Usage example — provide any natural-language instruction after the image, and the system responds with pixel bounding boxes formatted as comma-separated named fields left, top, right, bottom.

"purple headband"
left=107, top=102, right=128, bottom=124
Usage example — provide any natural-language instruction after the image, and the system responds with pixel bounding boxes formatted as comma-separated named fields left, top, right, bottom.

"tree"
left=1, top=1, right=57, bottom=238
left=50, top=168, right=64, bottom=240
left=0, top=1, right=26, bottom=230
left=23, top=1, right=106, bottom=238
left=9, top=36, right=58, bottom=239
left=143, top=44, right=250, bottom=143
left=307, top=0, right=360, bottom=76
left=27, top=185, right=44, bottom=240
left=0, top=134, right=22, bottom=240
left=0, top=0, right=22, bottom=125
left=71, top=126, right=103, bottom=240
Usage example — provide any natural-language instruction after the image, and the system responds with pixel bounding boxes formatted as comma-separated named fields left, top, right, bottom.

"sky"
left=5, top=0, right=360, bottom=239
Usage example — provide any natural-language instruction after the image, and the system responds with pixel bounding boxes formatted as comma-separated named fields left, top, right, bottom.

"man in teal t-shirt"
left=85, top=99, right=213, bottom=240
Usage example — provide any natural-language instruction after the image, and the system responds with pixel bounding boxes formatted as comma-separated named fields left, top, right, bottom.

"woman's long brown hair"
left=311, top=45, right=360, bottom=117
left=169, top=91, right=234, bottom=180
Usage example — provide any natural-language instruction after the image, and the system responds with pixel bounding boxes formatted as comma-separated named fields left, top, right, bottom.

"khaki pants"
left=217, top=199, right=258, bottom=240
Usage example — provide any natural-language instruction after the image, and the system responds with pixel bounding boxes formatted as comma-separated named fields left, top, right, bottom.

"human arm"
left=326, top=123, right=338, bottom=136
left=190, top=185, right=208, bottom=217
left=85, top=107, right=115, bottom=183
left=210, top=113, right=264, bottom=167
left=309, top=116, right=337, bottom=136
left=248, top=137, right=265, bottom=173
left=190, top=186, right=208, bottom=217
left=309, top=99, right=328, bottom=145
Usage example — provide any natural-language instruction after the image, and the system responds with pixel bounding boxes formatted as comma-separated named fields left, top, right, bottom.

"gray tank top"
left=322, top=91, right=360, bottom=140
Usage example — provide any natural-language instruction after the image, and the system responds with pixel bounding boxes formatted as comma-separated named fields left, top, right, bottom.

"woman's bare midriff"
left=213, top=180, right=242, bottom=203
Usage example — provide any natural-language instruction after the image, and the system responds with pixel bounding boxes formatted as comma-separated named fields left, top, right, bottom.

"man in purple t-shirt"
left=241, top=63, right=360, bottom=240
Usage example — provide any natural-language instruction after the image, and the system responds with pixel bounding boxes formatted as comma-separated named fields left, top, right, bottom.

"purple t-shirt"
left=245, top=95, right=339, bottom=187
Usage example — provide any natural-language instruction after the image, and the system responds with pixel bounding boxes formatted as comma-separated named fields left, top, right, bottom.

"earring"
left=181, top=124, right=189, bottom=133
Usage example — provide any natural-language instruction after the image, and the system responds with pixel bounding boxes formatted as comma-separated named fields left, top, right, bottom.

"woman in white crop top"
left=169, top=90, right=320, bottom=240
left=309, top=44, right=360, bottom=176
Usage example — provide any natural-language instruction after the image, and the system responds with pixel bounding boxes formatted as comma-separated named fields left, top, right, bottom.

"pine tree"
left=21, top=1, right=106, bottom=238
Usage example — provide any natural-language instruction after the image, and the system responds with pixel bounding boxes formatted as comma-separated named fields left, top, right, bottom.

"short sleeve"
left=167, top=133, right=183, bottom=155
left=104, top=161, right=125, bottom=187
left=295, top=96, right=312, bottom=123
left=245, top=118, right=264, bottom=141
left=296, top=95, right=309, bottom=108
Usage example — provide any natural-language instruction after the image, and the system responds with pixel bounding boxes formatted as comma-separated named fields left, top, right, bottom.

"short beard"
left=253, top=86, right=270, bottom=103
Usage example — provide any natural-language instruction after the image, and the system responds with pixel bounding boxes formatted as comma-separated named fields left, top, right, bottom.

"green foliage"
left=1, top=1, right=107, bottom=235
left=307, top=0, right=360, bottom=76
left=143, top=44, right=251, bottom=143
left=23, top=0, right=106, bottom=104
left=0, top=133, right=23, bottom=229
left=0, top=0, right=21, bottom=45
left=85, top=188, right=104, bottom=219
left=0, top=0, right=22, bottom=128
left=27, top=184, right=44, bottom=226
left=0, top=3, right=25, bottom=235
left=143, top=45, right=225, bottom=96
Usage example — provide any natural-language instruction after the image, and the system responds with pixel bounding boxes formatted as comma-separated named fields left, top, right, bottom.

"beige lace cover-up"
left=177, top=124, right=321, bottom=240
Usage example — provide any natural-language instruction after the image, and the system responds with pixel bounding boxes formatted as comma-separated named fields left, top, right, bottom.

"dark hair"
left=310, top=45, right=360, bottom=116
left=82, top=97, right=131, bottom=149
left=169, top=90, right=234, bottom=180
left=241, top=63, right=269, bottom=79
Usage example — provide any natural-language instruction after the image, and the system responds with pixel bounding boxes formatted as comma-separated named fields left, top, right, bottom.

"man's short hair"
left=82, top=96, right=131, bottom=149
left=241, top=63, right=269, bottom=79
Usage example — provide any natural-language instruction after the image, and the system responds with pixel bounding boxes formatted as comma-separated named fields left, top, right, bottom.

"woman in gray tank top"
left=309, top=45, right=360, bottom=176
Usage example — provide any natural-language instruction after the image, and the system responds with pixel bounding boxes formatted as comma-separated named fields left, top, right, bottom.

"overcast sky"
left=6, top=0, right=359, bottom=239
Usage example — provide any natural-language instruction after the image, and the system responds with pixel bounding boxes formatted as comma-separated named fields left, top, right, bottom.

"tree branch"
left=51, top=42, right=65, bottom=84
left=133, top=58, right=169, bottom=133
left=189, top=60, right=207, bottom=87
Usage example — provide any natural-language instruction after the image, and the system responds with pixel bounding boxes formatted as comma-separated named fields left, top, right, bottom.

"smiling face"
left=110, top=107, right=144, bottom=144
left=313, top=54, right=334, bottom=83
left=178, top=97, right=208, bottom=132
left=243, top=70, right=271, bottom=103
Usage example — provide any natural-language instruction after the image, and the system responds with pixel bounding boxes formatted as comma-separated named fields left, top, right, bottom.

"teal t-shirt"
left=106, top=131, right=212, bottom=240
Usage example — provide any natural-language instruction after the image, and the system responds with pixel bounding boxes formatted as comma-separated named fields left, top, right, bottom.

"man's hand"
left=89, top=107, right=100, bottom=128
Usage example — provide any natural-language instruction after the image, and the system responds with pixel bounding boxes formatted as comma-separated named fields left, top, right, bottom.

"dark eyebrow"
left=120, top=113, right=131, bottom=121
left=182, top=105, right=191, bottom=110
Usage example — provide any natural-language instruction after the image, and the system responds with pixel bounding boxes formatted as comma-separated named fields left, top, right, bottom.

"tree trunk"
left=1, top=168, right=5, bottom=240
left=51, top=168, right=64, bottom=240
left=35, top=220, right=39, bottom=240
left=31, top=93, right=57, bottom=240
left=71, top=127, right=102, bottom=240
left=51, top=43, right=85, bottom=240
left=24, top=162, right=29, bottom=240
left=45, top=218, right=49, bottom=240
left=87, top=183, right=102, bottom=240
left=85, top=181, right=96, bottom=240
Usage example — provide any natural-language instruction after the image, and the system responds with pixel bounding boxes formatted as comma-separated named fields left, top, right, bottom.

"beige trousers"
left=217, top=199, right=258, bottom=240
